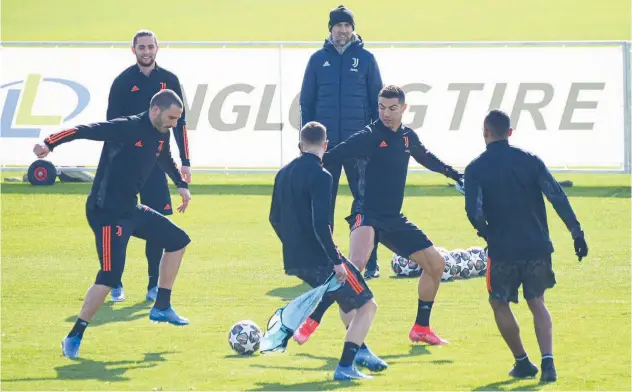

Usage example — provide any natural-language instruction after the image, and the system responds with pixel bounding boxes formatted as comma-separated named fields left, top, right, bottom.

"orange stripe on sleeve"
left=46, top=128, right=77, bottom=144
left=183, top=125, right=190, bottom=159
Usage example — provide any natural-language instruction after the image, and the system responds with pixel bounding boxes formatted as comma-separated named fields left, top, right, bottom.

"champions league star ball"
left=228, top=320, right=262, bottom=355
left=468, top=246, right=488, bottom=276
left=391, top=254, right=422, bottom=277
left=450, top=249, right=473, bottom=279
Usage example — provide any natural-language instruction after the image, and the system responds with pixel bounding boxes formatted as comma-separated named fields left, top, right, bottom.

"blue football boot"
left=110, top=286, right=125, bottom=302
left=333, top=364, right=373, bottom=380
left=61, top=335, right=82, bottom=359
left=149, top=306, right=189, bottom=326
left=354, top=347, right=388, bottom=372
left=146, top=286, right=158, bottom=302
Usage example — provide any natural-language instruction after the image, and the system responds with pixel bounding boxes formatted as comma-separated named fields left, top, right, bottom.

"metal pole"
left=623, top=41, right=632, bottom=174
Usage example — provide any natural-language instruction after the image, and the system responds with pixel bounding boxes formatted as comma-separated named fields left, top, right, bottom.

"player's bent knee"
left=412, top=248, right=444, bottom=277
left=163, top=230, right=191, bottom=253
left=359, top=299, right=378, bottom=315
left=349, top=256, right=368, bottom=271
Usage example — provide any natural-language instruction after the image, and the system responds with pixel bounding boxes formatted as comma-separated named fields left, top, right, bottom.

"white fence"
left=1, top=41, right=630, bottom=173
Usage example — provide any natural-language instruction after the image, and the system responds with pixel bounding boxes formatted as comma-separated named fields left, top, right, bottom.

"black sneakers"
left=540, top=358, right=557, bottom=383
left=509, top=359, right=539, bottom=378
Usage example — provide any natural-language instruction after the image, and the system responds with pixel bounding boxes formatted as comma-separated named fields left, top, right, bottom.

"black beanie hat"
left=328, top=5, right=355, bottom=31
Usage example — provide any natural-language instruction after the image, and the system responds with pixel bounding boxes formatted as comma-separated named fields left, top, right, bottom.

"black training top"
left=107, top=64, right=190, bottom=167
left=323, top=119, right=461, bottom=218
left=44, top=112, right=187, bottom=216
left=464, top=139, right=583, bottom=262
left=270, top=152, right=343, bottom=272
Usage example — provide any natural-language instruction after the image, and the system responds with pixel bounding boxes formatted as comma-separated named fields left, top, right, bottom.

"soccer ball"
left=452, top=248, right=476, bottom=279
left=468, top=246, right=488, bottom=276
left=437, top=248, right=456, bottom=281
left=451, top=248, right=471, bottom=264
left=228, top=320, right=261, bottom=355
left=450, top=249, right=472, bottom=279
left=391, top=254, right=422, bottom=277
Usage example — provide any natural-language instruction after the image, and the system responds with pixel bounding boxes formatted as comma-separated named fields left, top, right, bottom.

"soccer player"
left=106, top=29, right=191, bottom=303
left=33, top=90, right=192, bottom=359
left=269, top=121, right=384, bottom=380
left=463, top=109, right=589, bottom=382
left=294, top=85, right=464, bottom=346
left=299, top=4, right=384, bottom=280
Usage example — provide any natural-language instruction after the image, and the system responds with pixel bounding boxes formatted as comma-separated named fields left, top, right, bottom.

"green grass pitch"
left=1, top=0, right=630, bottom=42
left=1, top=1, right=631, bottom=390
left=1, top=173, right=630, bottom=390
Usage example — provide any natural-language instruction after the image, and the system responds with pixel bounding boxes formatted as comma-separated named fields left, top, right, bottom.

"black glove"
left=573, top=231, right=588, bottom=261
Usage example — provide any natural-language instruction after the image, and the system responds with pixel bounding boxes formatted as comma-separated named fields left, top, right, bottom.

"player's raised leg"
left=348, top=224, right=376, bottom=272
left=408, top=246, right=450, bottom=345
left=294, top=222, right=375, bottom=344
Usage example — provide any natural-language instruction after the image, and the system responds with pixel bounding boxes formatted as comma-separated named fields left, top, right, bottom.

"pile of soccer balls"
left=391, top=246, right=488, bottom=281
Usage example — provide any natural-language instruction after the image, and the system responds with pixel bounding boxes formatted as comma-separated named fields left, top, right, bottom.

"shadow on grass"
left=266, top=282, right=312, bottom=301
left=472, top=377, right=545, bottom=391
left=64, top=300, right=151, bottom=327
left=2, top=351, right=176, bottom=383
left=249, top=345, right=431, bottom=373
left=249, top=379, right=361, bottom=391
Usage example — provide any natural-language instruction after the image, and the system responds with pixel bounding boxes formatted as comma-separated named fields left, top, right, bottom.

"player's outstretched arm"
left=409, top=133, right=462, bottom=183
left=157, top=141, right=191, bottom=212
left=323, top=128, right=375, bottom=166
left=37, top=121, right=133, bottom=156
left=536, top=158, right=588, bottom=260
left=464, top=164, right=488, bottom=240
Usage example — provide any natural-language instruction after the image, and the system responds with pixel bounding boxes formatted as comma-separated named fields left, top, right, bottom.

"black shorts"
left=486, top=255, right=556, bottom=303
left=86, top=204, right=190, bottom=287
left=346, top=213, right=433, bottom=258
left=140, top=165, right=173, bottom=216
left=287, top=258, right=374, bottom=314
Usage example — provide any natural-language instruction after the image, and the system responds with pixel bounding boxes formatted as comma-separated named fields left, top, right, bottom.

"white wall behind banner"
left=0, top=46, right=626, bottom=169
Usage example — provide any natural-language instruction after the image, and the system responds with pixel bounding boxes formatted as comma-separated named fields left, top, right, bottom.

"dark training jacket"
left=299, top=35, right=383, bottom=145
left=44, top=112, right=188, bottom=216
left=464, top=140, right=583, bottom=262
left=270, top=153, right=343, bottom=271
